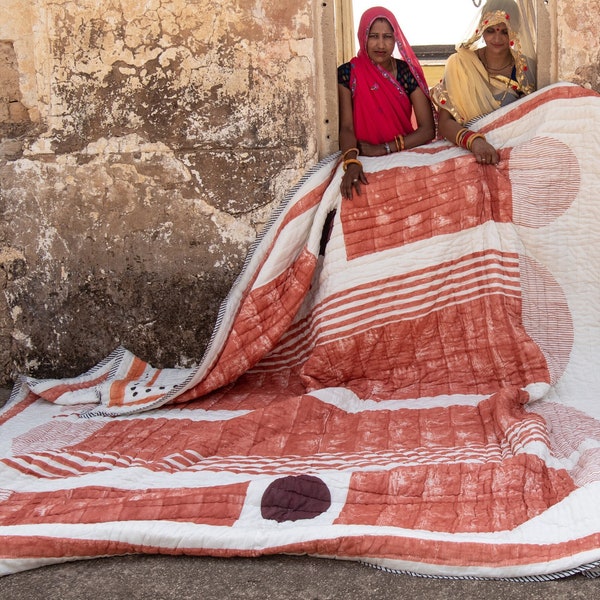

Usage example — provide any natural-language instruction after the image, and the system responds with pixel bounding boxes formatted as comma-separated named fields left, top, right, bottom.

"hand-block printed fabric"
left=2, top=83, right=600, bottom=579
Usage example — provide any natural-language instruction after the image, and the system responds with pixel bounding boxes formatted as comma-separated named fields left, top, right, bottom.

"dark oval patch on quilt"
left=261, top=475, right=331, bottom=522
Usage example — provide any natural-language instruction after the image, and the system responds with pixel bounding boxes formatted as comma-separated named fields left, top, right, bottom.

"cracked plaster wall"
left=558, top=1, right=600, bottom=91
left=1, top=0, right=600, bottom=386
left=0, top=0, right=319, bottom=383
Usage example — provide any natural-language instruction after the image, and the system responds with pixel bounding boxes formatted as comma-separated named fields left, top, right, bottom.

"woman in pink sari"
left=338, top=6, right=435, bottom=199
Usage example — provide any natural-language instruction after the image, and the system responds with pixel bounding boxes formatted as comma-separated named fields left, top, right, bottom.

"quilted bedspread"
left=3, top=82, right=600, bottom=579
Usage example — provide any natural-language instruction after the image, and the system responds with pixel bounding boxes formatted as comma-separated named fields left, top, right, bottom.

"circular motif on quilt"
left=509, top=136, right=580, bottom=228
left=260, top=474, right=332, bottom=523
left=520, top=254, right=574, bottom=385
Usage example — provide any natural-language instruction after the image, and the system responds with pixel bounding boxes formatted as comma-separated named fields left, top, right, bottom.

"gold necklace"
left=479, top=49, right=513, bottom=105
left=482, top=48, right=513, bottom=72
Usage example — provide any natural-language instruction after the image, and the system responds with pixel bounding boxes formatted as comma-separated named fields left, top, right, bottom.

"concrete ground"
left=1, top=388, right=598, bottom=599
left=0, top=554, right=598, bottom=600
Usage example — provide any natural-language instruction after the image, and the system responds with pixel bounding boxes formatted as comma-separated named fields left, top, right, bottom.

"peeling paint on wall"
left=0, top=0, right=318, bottom=383
left=1, top=0, right=600, bottom=385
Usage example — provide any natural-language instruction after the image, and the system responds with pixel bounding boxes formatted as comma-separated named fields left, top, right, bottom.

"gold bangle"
left=455, top=127, right=468, bottom=147
left=343, top=158, right=363, bottom=171
left=342, top=147, right=359, bottom=161
left=466, top=133, right=486, bottom=151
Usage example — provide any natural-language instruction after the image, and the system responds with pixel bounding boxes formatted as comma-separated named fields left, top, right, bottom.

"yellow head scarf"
left=432, top=0, right=536, bottom=124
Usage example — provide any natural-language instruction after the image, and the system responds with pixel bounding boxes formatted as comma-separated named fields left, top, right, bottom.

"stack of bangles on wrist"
left=383, top=135, right=406, bottom=154
left=455, top=128, right=486, bottom=151
left=342, top=147, right=362, bottom=172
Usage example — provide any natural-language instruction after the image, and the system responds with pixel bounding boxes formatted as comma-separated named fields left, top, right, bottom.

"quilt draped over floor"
left=3, top=82, right=600, bottom=579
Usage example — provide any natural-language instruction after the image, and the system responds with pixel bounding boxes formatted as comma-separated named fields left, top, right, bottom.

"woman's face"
left=482, top=23, right=511, bottom=55
left=366, top=19, right=395, bottom=67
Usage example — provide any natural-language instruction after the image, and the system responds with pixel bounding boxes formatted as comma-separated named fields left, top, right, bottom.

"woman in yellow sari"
left=432, top=0, right=536, bottom=165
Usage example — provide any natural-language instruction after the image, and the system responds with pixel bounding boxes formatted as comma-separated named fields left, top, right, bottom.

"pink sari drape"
left=350, top=7, right=430, bottom=145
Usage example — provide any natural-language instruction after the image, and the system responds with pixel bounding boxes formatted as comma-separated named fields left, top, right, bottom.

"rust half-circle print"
left=509, top=136, right=580, bottom=228
left=520, top=254, right=574, bottom=385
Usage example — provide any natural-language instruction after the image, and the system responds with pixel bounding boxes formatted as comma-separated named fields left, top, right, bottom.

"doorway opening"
left=316, top=1, right=550, bottom=158
left=347, top=1, right=481, bottom=86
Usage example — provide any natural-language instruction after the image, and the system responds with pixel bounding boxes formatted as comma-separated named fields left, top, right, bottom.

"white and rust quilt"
left=2, top=82, right=600, bottom=579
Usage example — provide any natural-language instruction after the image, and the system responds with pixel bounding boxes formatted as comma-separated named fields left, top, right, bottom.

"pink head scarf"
left=350, top=7, right=430, bottom=144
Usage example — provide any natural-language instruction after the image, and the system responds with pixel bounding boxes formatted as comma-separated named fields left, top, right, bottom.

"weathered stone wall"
left=1, top=0, right=600, bottom=386
left=558, top=0, right=600, bottom=90
left=0, top=0, right=320, bottom=383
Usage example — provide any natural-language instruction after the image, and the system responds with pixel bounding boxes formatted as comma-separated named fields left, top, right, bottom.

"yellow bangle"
left=342, top=147, right=359, bottom=161
left=343, top=158, right=363, bottom=171
left=395, top=134, right=405, bottom=152
left=455, top=127, right=469, bottom=147
left=466, top=133, right=486, bottom=151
